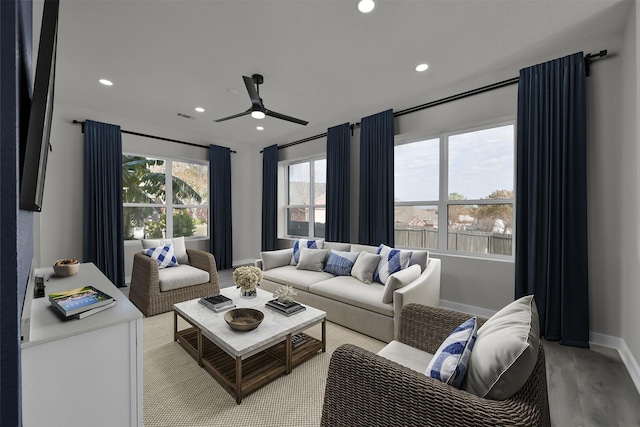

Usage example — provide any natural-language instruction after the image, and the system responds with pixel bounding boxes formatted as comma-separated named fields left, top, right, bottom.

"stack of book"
left=199, top=294, right=235, bottom=312
left=49, top=286, right=116, bottom=319
left=265, top=299, right=306, bottom=316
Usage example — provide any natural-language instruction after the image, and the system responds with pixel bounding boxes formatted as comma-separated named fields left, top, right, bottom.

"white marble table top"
left=174, top=287, right=326, bottom=359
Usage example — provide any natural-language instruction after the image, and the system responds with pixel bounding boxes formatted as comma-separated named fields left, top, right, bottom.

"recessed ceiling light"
left=256, top=126, right=264, bottom=131
left=415, top=63, right=429, bottom=72
left=99, top=79, right=113, bottom=86
left=251, top=111, right=266, bottom=120
left=357, top=0, right=375, bottom=13
left=195, top=107, right=205, bottom=112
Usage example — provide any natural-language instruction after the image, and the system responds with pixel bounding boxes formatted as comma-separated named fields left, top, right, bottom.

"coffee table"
left=173, top=287, right=326, bottom=404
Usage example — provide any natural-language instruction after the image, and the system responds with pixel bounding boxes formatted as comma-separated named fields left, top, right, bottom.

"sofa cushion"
left=158, top=264, right=209, bottom=292
left=260, top=248, right=293, bottom=271
left=324, top=242, right=352, bottom=252
left=142, top=236, right=189, bottom=265
left=462, top=295, right=540, bottom=400
left=378, top=340, right=433, bottom=373
left=142, top=244, right=178, bottom=269
left=349, top=244, right=378, bottom=254
left=262, top=265, right=334, bottom=292
left=426, top=317, right=478, bottom=388
left=374, top=244, right=412, bottom=284
left=350, top=251, right=381, bottom=284
left=324, top=250, right=359, bottom=276
left=290, top=239, right=324, bottom=265
left=296, top=248, right=329, bottom=272
left=382, top=264, right=421, bottom=303
left=310, top=276, right=393, bottom=317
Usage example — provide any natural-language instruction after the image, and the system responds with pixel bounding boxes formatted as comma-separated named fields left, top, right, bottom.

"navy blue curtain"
left=262, top=144, right=278, bottom=251
left=83, top=120, right=125, bottom=287
left=515, top=52, right=589, bottom=348
left=209, top=145, right=232, bottom=269
left=358, top=109, right=394, bottom=246
left=326, top=123, right=351, bottom=242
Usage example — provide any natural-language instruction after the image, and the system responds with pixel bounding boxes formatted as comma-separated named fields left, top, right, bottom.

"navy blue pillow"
left=323, top=250, right=359, bottom=276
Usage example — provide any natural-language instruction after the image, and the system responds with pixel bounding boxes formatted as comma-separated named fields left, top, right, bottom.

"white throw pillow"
left=142, top=236, right=189, bottom=265
left=290, top=239, right=325, bottom=265
left=296, top=248, right=329, bottom=272
left=461, top=295, right=540, bottom=400
left=381, top=264, right=421, bottom=303
left=260, top=249, right=293, bottom=271
left=350, top=251, right=381, bottom=284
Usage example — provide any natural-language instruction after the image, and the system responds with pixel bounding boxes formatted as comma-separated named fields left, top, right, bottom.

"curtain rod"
left=268, top=50, right=608, bottom=152
left=72, top=120, right=237, bottom=153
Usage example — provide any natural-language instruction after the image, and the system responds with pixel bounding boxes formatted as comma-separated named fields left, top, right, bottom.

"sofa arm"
left=186, top=249, right=220, bottom=291
left=321, top=343, right=549, bottom=427
left=131, top=252, right=161, bottom=296
left=392, top=257, right=441, bottom=338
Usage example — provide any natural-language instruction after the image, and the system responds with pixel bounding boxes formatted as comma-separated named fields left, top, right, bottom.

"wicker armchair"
left=321, top=304, right=550, bottom=427
left=129, top=248, right=220, bottom=316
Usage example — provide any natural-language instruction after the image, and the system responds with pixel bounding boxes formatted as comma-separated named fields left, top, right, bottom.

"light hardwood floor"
left=126, top=267, right=640, bottom=426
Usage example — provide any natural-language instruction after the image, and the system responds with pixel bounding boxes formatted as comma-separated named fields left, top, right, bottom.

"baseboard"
left=439, top=299, right=497, bottom=319
left=439, top=300, right=640, bottom=395
left=590, top=332, right=640, bottom=395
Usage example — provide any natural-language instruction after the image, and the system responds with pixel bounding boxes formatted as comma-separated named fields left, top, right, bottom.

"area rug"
left=143, top=311, right=385, bottom=427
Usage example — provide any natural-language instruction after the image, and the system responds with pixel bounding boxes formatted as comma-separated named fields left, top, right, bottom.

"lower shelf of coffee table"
left=175, top=326, right=323, bottom=402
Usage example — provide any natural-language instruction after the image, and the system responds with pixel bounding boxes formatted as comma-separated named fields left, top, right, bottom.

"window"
left=285, top=158, right=326, bottom=238
left=394, top=123, right=514, bottom=257
left=122, top=154, right=208, bottom=240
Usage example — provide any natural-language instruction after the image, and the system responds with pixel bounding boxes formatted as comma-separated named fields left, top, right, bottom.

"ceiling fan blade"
left=214, top=109, right=251, bottom=123
left=243, top=76, right=263, bottom=110
left=265, top=109, right=309, bottom=126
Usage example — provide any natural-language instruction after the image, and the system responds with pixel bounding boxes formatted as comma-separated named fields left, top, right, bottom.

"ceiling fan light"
left=357, top=0, right=375, bottom=13
left=251, top=110, right=266, bottom=120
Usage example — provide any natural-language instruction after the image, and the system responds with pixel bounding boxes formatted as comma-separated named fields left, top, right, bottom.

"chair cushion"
left=324, top=250, right=360, bottom=276
left=426, top=317, right=478, bottom=388
left=377, top=340, right=433, bottom=373
left=158, top=265, right=209, bottom=292
left=290, top=239, right=324, bottom=265
left=381, top=264, right=421, bottom=303
left=260, top=248, right=293, bottom=271
left=350, top=251, right=381, bottom=284
left=296, top=248, right=329, bottom=272
left=373, top=244, right=412, bottom=284
left=462, top=295, right=540, bottom=400
left=142, top=236, right=189, bottom=265
left=142, top=244, right=178, bottom=269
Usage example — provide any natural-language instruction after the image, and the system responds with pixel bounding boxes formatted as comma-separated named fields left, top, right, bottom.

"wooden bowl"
left=53, top=259, right=80, bottom=277
left=224, top=308, right=264, bottom=331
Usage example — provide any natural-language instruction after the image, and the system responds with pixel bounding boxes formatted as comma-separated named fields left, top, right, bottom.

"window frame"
left=283, top=156, right=327, bottom=239
left=394, top=120, right=516, bottom=260
left=122, top=152, right=210, bottom=241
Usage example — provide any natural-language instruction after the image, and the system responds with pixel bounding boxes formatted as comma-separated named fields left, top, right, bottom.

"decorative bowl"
left=53, top=258, right=80, bottom=277
left=224, top=308, right=264, bottom=332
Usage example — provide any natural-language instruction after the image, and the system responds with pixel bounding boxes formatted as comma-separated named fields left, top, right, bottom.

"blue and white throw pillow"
left=373, top=244, right=412, bottom=284
left=290, top=239, right=324, bottom=265
left=142, top=244, right=179, bottom=269
left=425, top=317, right=478, bottom=388
left=323, top=250, right=360, bottom=276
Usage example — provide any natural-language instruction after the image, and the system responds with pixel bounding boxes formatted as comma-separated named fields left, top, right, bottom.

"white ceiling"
left=51, top=0, right=631, bottom=148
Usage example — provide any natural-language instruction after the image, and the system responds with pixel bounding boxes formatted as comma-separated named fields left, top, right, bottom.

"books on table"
left=199, top=294, right=236, bottom=312
left=265, top=299, right=306, bottom=316
left=49, top=286, right=114, bottom=318
left=75, top=299, right=117, bottom=319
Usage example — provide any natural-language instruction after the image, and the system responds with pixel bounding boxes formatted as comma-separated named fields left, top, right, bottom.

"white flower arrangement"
left=273, top=285, right=297, bottom=304
left=233, top=266, right=263, bottom=291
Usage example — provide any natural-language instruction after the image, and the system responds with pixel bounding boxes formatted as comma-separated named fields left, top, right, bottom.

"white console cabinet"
left=21, top=263, right=143, bottom=427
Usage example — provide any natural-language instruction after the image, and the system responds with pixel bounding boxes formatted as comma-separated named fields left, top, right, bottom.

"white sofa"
left=255, top=242, right=441, bottom=342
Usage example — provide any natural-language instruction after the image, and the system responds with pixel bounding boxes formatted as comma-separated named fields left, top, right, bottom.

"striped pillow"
left=426, top=317, right=478, bottom=388
left=323, top=250, right=359, bottom=276
left=142, top=244, right=178, bottom=269
left=373, top=244, right=412, bottom=284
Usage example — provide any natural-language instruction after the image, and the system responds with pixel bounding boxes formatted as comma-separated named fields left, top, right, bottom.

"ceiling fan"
left=214, top=74, right=308, bottom=126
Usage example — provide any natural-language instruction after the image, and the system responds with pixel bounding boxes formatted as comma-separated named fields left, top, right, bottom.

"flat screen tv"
left=20, top=0, right=59, bottom=212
